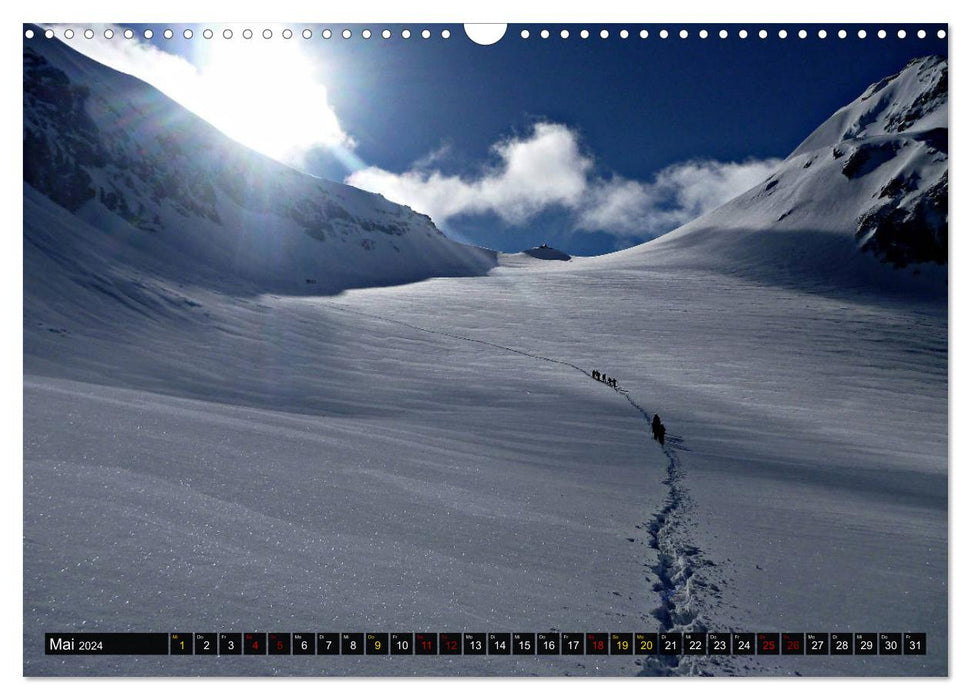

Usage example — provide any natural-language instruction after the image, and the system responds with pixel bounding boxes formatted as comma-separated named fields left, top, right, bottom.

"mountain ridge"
left=23, top=33, right=496, bottom=296
left=594, top=55, right=947, bottom=296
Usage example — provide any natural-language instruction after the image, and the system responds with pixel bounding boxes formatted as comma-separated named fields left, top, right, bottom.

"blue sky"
left=62, top=23, right=947, bottom=254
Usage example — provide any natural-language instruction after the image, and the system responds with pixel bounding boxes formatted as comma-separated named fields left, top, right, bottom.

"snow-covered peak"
left=590, top=56, right=947, bottom=294
left=791, top=55, right=946, bottom=158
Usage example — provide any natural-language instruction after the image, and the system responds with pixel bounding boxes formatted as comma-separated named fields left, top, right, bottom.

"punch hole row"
left=25, top=27, right=453, bottom=41
left=518, top=27, right=945, bottom=40
left=24, top=26, right=947, bottom=41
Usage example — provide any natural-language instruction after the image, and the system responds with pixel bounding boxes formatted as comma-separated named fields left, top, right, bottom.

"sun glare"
left=58, top=23, right=364, bottom=172
left=183, top=34, right=349, bottom=165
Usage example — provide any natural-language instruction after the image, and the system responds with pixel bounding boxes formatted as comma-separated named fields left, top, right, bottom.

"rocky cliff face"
left=792, top=55, right=948, bottom=268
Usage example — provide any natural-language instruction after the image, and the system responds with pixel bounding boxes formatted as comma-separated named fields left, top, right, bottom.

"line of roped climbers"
left=591, top=369, right=666, bottom=446
left=591, top=369, right=617, bottom=387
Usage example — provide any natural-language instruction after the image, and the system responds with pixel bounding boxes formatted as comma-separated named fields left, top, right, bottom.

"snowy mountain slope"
left=790, top=55, right=946, bottom=157
left=597, top=56, right=947, bottom=294
left=23, top=34, right=495, bottom=296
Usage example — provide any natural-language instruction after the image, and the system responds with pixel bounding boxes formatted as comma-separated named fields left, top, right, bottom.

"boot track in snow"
left=324, top=301, right=717, bottom=675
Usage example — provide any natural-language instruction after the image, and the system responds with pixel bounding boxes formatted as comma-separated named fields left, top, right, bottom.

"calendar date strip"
left=45, top=631, right=927, bottom=656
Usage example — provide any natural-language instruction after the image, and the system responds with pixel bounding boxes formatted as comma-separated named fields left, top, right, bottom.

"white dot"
left=877, top=29, right=887, bottom=39
left=183, top=29, right=193, bottom=39
left=602, top=30, right=611, bottom=39
left=739, top=29, right=748, bottom=39
left=322, top=29, right=332, bottom=39
left=262, top=29, right=272, bottom=39
left=938, top=29, right=946, bottom=39
left=382, top=29, right=391, bottom=39
left=64, top=28, right=74, bottom=39
left=362, top=29, right=372, bottom=39
left=302, top=29, right=312, bottom=39
left=402, top=29, right=411, bottom=39
left=144, top=29, right=153, bottom=39
left=441, top=29, right=450, bottom=39
left=719, top=29, right=728, bottom=39
left=639, top=29, right=648, bottom=39
left=540, top=29, right=549, bottom=39
left=560, top=29, right=569, bottom=39
left=45, top=29, right=54, bottom=39
left=24, top=29, right=33, bottom=39
left=799, top=29, right=808, bottom=39
left=342, top=29, right=352, bottom=39
left=779, top=29, right=788, bottom=39
left=838, top=29, right=847, bottom=39
left=679, top=29, right=688, bottom=39
left=759, top=29, right=768, bottom=39
left=282, top=28, right=292, bottom=39
left=620, top=29, right=629, bottom=39
left=699, top=29, right=708, bottom=39
left=575, top=29, right=585, bottom=39
left=222, top=29, right=232, bottom=39
left=83, top=29, right=93, bottom=39
left=917, top=29, right=926, bottom=39
left=818, top=29, right=827, bottom=39
left=897, top=29, right=906, bottom=39
left=422, top=29, right=431, bottom=39
left=202, top=29, right=212, bottom=40
left=163, top=29, right=174, bottom=39
left=659, top=29, right=668, bottom=39
left=521, top=29, right=529, bottom=39
left=858, top=29, right=867, bottom=39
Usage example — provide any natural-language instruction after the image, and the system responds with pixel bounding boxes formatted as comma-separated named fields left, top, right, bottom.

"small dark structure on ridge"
left=523, top=244, right=572, bottom=261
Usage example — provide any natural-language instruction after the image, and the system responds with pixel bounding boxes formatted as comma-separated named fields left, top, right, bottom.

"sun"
left=58, top=24, right=361, bottom=171
left=183, top=30, right=351, bottom=165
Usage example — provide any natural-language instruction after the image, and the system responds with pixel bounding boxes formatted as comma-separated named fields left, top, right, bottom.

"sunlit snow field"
left=24, top=239, right=946, bottom=675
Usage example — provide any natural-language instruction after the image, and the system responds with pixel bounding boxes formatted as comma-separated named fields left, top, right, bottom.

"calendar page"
left=22, top=20, right=948, bottom=677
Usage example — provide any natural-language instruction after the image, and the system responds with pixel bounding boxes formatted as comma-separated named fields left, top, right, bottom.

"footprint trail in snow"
left=324, top=301, right=721, bottom=676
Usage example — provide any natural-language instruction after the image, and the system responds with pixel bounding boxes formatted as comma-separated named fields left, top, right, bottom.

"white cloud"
left=348, top=122, right=781, bottom=238
left=348, top=123, right=592, bottom=225
left=409, top=142, right=454, bottom=170
left=52, top=24, right=352, bottom=164
left=580, top=158, right=783, bottom=234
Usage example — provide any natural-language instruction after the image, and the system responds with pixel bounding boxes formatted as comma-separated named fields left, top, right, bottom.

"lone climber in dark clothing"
left=651, top=414, right=666, bottom=445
